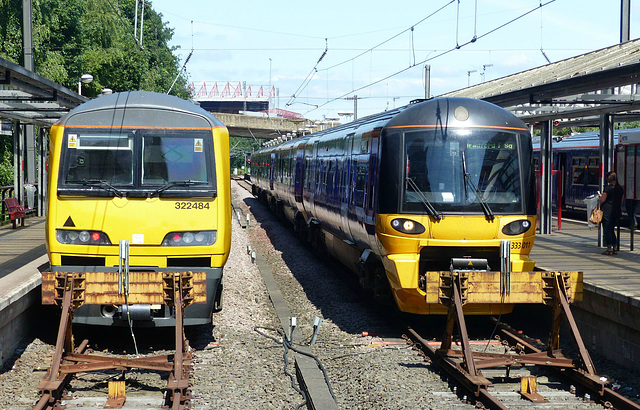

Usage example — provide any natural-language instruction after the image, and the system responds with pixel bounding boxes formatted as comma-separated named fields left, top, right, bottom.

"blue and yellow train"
left=44, top=91, right=231, bottom=326
left=252, top=97, right=580, bottom=315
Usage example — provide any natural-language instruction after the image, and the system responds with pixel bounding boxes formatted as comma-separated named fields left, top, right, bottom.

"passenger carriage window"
left=636, top=145, right=640, bottom=200
left=354, top=164, right=367, bottom=207
left=305, top=158, right=312, bottom=189
left=327, top=161, right=336, bottom=198
left=571, top=157, right=586, bottom=185
left=587, top=157, right=600, bottom=186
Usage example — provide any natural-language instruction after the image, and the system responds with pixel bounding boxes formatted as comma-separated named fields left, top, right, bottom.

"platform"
left=0, top=216, right=47, bottom=368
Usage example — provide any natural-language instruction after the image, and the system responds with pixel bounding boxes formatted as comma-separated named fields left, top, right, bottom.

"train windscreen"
left=58, top=129, right=215, bottom=197
left=403, top=129, right=523, bottom=214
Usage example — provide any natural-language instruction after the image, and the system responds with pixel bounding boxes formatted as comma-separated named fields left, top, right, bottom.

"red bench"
left=3, top=197, right=27, bottom=229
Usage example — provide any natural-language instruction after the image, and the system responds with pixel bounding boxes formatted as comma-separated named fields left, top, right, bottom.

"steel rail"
left=499, top=327, right=640, bottom=410
left=406, top=327, right=507, bottom=410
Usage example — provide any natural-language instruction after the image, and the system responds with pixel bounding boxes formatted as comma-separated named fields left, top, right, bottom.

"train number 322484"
left=174, top=202, right=210, bottom=210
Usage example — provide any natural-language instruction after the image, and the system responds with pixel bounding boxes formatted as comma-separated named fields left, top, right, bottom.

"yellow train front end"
left=375, top=213, right=562, bottom=315
left=46, top=126, right=231, bottom=271
left=373, top=98, right=581, bottom=315
left=44, top=91, right=231, bottom=327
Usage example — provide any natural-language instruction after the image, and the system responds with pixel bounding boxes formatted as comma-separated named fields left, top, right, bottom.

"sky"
left=150, top=0, right=639, bottom=122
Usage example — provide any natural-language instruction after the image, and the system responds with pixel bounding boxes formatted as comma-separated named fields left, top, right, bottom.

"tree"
left=0, top=0, right=189, bottom=96
left=0, top=0, right=191, bottom=188
left=230, top=137, right=263, bottom=172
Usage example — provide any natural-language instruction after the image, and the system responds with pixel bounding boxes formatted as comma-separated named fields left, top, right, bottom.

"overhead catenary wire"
left=319, top=0, right=456, bottom=73
left=285, top=38, right=328, bottom=107
left=105, top=0, right=144, bottom=50
left=286, top=0, right=455, bottom=109
left=304, top=0, right=556, bottom=116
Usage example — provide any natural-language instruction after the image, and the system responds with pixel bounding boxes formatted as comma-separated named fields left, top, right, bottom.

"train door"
left=363, top=131, right=379, bottom=231
left=269, top=152, right=275, bottom=190
left=557, top=152, right=567, bottom=210
left=340, top=134, right=354, bottom=242
left=567, top=154, right=586, bottom=208
left=294, top=146, right=304, bottom=203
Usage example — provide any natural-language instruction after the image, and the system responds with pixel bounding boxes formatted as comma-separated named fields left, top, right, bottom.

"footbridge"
left=212, top=112, right=317, bottom=140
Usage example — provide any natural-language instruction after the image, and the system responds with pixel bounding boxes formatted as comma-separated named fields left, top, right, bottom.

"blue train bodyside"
left=533, top=129, right=640, bottom=219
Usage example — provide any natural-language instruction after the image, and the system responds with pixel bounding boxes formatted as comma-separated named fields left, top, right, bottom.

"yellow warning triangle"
left=195, top=140, right=202, bottom=147
left=467, top=261, right=473, bottom=266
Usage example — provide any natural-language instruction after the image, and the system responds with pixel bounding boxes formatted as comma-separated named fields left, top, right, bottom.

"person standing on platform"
left=599, top=171, right=624, bottom=255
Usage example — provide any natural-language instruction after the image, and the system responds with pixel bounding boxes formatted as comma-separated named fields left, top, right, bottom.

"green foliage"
left=0, top=0, right=190, bottom=98
left=0, top=150, right=14, bottom=187
left=230, top=137, right=263, bottom=172
left=0, top=0, right=192, bottom=184
left=618, top=121, right=640, bottom=129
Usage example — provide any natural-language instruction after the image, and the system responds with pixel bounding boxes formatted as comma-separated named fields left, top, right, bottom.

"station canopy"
left=441, top=38, right=640, bottom=127
left=0, top=55, right=86, bottom=127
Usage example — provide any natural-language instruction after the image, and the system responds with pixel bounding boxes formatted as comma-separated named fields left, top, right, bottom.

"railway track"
left=404, top=323, right=640, bottom=409
left=10, top=178, right=634, bottom=409
left=235, top=177, right=640, bottom=409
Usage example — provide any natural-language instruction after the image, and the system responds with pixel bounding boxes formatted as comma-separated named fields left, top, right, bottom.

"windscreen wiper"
left=149, top=180, right=209, bottom=197
left=79, top=179, right=125, bottom=198
left=461, top=151, right=494, bottom=221
left=406, top=177, right=441, bottom=220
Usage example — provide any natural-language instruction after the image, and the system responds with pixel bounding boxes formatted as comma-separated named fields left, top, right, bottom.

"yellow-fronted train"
left=251, top=97, right=578, bottom=315
left=46, top=91, right=231, bottom=326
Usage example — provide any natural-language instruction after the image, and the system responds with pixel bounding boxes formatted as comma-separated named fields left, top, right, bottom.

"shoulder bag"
left=589, top=203, right=603, bottom=225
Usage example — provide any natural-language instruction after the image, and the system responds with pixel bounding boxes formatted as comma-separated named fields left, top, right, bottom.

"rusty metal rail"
left=34, top=271, right=202, bottom=409
left=405, top=270, right=640, bottom=410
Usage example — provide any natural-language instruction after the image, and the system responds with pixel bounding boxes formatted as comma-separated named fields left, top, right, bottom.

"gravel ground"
left=0, top=179, right=638, bottom=409
left=228, top=182, right=476, bottom=410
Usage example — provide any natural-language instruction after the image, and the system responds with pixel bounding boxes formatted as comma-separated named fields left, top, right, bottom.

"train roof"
left=254, top=97, right=528, bottom=155
left=55, top=91, right=225, bottom=129
left=532, top=128, right=640, bottom=149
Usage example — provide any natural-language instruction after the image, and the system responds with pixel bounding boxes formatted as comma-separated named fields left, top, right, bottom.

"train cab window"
left=402, top=130, right=523, bottom=214
left=62, top=133, right=133, bottom=185
left=59, top=130, right=214, bottom=197
left=142, top=135, right=208, bottom=185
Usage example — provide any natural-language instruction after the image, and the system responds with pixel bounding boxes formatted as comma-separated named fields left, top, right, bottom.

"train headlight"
left=56, top=229, right=112, bottom=245
left=390, top=218, right=425, bottom=234
left=502, top=220, right=532, bottom=235
left=79, top=231, right=91, bottom=242
left=162, top=230, right=216, bottom=246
